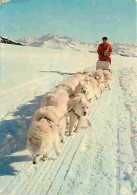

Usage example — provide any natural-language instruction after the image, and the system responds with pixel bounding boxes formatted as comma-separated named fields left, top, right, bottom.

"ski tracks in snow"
left=0, top=63, right=137, bottom=195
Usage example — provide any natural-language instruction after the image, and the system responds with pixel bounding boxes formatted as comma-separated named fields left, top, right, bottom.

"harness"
left=39, top=114, right=67, bottom=127
left=38, top=116, right=53, bottom=123
left=69, top=109, right=80, bottom=119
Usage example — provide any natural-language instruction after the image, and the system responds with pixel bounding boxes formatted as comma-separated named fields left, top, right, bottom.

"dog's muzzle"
left=33, top=161, right=36, bottom=165
left=95, top=75, right=99, bottom=79
left=83, top=112, right=86, bottom=116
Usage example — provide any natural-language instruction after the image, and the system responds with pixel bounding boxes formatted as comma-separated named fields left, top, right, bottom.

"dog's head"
left=93, top=69, right=103, bottom=80
left=74, top=98, right=91, bottom=117
left=75, top=81, right=89, bottom=94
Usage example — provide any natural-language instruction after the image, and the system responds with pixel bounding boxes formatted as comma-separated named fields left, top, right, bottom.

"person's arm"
left=109, top=45, right=113, bottom=56
left=97, top=45, right=102, bottom=56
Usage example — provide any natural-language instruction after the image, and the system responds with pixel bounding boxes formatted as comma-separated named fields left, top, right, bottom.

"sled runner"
left=96, top=61, right=110, bottom=71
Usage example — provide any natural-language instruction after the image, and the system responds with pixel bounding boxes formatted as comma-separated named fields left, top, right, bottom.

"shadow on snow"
left=0, top=71, right=80, bottom=176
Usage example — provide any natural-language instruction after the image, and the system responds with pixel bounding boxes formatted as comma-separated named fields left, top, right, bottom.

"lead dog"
left=93, top=69, right=105, bottom=93
left=102, top=70, right=112, bottom=90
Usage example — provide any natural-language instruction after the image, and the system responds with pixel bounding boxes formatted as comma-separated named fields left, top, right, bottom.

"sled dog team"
left=28, top=69, right=112, bottom=164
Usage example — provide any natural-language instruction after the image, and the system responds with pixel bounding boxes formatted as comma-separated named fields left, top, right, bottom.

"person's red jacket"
left=97, top=43, right=113, bottom=64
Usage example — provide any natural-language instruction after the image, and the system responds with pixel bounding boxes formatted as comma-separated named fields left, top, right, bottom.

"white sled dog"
left=28, top=118, right=62, bottom=164
left=34, top=106, right=67, bottom=142
left=59, top=74, right=84, bottom=97
left=68, top=96, right=92, bottom=136
left=93, top=69, right=105, bottom=93
left=28, top=106, right=68, bottom=164
left=74, top=80, right=98, bottom=104
left=102, top=70, right=112, bottom=90
left=41, top=88, right=69, bottom=108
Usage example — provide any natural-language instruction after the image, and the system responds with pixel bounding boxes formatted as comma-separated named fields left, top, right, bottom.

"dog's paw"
left=88, top=121, right=92, bottom=126
left=60, top=139, right=65, bottom=143
left=74, top=129, right=78, bottom=133
left=41, top=156, right=47, bottom=162
left=57, top=152, right=62, bottom=157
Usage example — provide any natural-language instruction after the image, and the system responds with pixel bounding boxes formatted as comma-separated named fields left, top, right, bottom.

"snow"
left=0, top=43, right=137, bottom=195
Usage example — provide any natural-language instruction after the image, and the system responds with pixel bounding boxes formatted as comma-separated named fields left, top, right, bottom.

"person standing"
left=97, top=37, right=113, bottom=64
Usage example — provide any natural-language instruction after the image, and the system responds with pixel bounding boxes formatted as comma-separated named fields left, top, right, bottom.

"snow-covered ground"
left=0, top=43, right=137, bottom=195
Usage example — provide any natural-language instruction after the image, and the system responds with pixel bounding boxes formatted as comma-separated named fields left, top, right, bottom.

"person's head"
left=102, top=37, right=108, bottom=44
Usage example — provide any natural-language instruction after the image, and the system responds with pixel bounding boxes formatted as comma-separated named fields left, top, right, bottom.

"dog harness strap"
left=39, top=116, right=53, bottom=123
left=69, top=109, right=80, bottom=118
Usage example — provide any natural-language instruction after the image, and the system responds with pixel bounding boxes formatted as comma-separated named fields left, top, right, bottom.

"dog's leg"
left=108, top=82, right=111, bottom=90
left=69, top=111, right=77, bottom=136
left=58, top=118, right=65, bottom=143
left=60, top=117, right=67, bottom=143
left=60, top=124, right=65, bottom=143
left=95, top=94, right=98, bottom=100
left=87, top=118, right=92, bottom=126
left=75, top=117, right=83, bottom=133
left=66, top=115, right=69, bottom=128
left=98, top=84, right=102, bottom=93
left=41, top=153, right=48, bottom=161
left=101, top=83, right=105, bottom=93
left=53, top=136, right=62, bottom=157
left=60, top=129, right=65, bottom=143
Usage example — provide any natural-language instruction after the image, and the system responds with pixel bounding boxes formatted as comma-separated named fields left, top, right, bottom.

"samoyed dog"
left=28, top=119, right=62, bottom=164
left=93, top=69, right=105, bottom=93
left=74, top=80, right=97, bottom=104
left=41, top=88, right=69, bottom=108
left=28, top=105, right=68, bottom=164
left=59, top=77, right=81, bottom=97
left=102, top=70, right=112, bottom=90
left=68, top=96, right=92, bottom=136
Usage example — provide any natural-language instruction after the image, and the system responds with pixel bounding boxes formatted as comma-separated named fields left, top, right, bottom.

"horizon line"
left=0, top=33, right=136, bottom=45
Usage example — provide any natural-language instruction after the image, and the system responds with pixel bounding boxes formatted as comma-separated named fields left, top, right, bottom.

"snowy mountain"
left=0, top=36, right=23, bottom=46
left=17, top=34, right=96, bottom=52
left=17, top=34, right=137, bottom=57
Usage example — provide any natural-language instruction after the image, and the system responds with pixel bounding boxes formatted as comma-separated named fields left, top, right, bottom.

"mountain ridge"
left=0, top=34, right=136, bottom=57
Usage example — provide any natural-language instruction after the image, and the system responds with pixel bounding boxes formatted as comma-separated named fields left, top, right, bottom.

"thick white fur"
left=68, top=96, right=92, bottom=136
left=33, top=107, right=67, bottom=139
left=59, top=74, right=84, bottom=96
left=41, top=88, right=69, bottom=108
left=93, top=69, right=105, bottom=93
left=28, top=120, right=62, bottom=164
left=28, top=70, right=112, bottom=163
left=102, top=70, right=112, bottom=90
left=74, top=80, right=97, bottom=104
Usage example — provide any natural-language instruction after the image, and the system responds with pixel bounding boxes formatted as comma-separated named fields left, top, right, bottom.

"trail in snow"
left=0, top=43, right=137, bottom=195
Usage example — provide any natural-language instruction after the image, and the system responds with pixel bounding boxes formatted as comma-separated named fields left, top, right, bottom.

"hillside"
left=17, top=34, right=137, bottom=57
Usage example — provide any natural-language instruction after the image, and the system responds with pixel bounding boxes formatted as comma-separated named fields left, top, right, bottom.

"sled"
left=96, top=61, right=110, bottom=71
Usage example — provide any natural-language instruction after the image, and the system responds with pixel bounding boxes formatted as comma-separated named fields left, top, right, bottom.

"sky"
left=0, top=0, right=137, bottom=44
